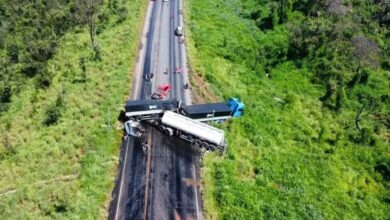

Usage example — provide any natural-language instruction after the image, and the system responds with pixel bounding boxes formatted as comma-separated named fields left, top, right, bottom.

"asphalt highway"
left=109, top=0, right=202, bottom=219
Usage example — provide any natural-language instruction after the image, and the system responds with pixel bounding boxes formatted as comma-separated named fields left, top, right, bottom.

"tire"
left=202, top=142, right=210, bottom=150
left=194, top=139, right=202, bottom=148
left=216, top=146, right=224, bottom=155
left=159, top=125, right=165, bottom=131
left=209, top=144, right=217, bottom=151
left=164, top=127, right=173, bottom=136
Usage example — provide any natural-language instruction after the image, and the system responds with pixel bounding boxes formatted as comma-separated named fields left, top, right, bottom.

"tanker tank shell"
left=161, top=111, right=225, bottom=146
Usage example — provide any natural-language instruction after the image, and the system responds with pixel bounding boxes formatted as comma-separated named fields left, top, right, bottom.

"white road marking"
left=115, top=139, right=130, bottom=220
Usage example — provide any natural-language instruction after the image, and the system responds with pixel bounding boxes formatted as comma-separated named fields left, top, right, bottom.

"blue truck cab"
left=227, top=98, right=245, bottom=118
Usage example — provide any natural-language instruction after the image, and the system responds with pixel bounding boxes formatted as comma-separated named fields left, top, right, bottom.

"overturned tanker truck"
left=124, top=98, right=244, bottom=153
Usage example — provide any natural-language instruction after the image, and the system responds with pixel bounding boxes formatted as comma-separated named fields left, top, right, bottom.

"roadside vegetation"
left=0, top=0, right=146, bottom=218
left=185, top=0, right=389, bottom=219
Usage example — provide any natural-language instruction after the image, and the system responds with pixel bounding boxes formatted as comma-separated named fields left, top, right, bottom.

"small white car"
left=175, top=26, right=183, bottom=36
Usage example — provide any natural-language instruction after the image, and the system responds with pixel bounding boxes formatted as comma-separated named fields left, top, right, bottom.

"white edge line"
left=115, top=139, right=130, bottom=220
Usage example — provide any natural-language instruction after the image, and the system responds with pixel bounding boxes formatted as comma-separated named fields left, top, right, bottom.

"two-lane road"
left=109, top=0, right=202, bottom=219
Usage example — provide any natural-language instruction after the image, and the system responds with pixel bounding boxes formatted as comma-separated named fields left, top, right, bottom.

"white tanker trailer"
left=160, top=111, right=226, bottom=152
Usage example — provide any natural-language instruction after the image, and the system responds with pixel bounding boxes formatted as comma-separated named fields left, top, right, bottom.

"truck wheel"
left=194, top=140, right=202, bottom=148
left=209, top=144, right=217, bottom=151
left=159, top=125, right=165, bottom=131
left=202, top=142, right=210, bottom=150
left=216, top=146, right=224, bottom=155
left=164, top=128, right=173, bottom=136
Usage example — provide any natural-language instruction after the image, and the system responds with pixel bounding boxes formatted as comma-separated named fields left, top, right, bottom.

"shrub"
left=0, top=30, right=5, bottom=49
left=35, top=72, right=52, bottom=89
left=7, top=44, right=19, bottom=63
left=27, top=40, right=57, bottom=62
left=43, top=94, right=64, bottom=126
left=93, top=42, right=102, bottom=61
left=0, top=86, right=11, bottom=103
left=43, top=105, right=61, bottom=126
left=117, top=7, right=128, bottom=23
left=22, top=60, right=45, bottom=77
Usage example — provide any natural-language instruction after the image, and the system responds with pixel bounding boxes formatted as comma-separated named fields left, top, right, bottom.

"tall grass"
left=0, top=0, right=147, bottom=219
left=184, top=0, right=389, bottom=219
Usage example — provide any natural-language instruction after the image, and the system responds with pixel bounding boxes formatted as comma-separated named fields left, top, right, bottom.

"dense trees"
left=239, top=0, right=389, bottom=119
left=0, top=0, right=126, bottom=114
left=0, top=0, right=75, bottom=113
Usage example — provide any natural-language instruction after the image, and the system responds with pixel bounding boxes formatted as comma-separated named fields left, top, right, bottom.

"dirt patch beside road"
left=189, top=73, right=220, bottom=104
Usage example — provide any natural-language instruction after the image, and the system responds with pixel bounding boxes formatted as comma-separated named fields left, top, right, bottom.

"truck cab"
left=227, top=98, right=244, bottom=118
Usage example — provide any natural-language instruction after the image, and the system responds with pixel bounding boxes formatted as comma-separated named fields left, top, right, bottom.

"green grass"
left=184, top=0, right=389, bottom=219
left=0, top=1, right=147, bottom=219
